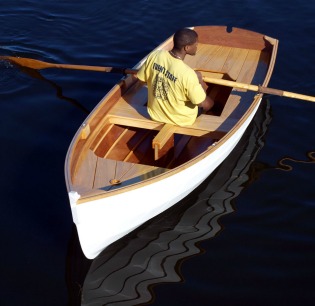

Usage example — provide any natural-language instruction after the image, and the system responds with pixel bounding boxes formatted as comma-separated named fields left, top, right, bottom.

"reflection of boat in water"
left=80, top=99, right=272, bottom=306
left=276, top=151, right=315, bottom=171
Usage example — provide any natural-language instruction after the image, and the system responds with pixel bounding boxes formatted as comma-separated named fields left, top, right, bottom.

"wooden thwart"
left=109, top=97, right=237, bottom=137
left=108, top=97, right=238, bottom=161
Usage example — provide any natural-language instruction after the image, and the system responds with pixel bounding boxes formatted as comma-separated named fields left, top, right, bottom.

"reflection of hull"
left=81, top=100, right=272, bottom=306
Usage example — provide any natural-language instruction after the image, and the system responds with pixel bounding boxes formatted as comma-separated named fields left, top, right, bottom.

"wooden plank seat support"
left=152, top=124, right=176, bottom=160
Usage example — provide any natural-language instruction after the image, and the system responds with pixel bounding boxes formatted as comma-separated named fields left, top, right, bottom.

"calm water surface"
left=1, top=1, right=314, bottom=305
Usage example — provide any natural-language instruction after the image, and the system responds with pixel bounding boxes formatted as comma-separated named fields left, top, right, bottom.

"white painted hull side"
left=69, top=100, right=261, bottom=259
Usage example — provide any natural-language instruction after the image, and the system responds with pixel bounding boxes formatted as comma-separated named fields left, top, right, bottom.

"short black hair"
left=173, top=28, right=198, bottom=49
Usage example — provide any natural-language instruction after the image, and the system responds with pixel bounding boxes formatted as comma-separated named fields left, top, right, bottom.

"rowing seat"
left=107, top=88, right=239, bottom=160
left=109, top=101, right=237, bottom=136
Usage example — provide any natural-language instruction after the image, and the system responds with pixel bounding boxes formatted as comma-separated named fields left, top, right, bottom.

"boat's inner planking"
left=72, top=42, right=271, bottom=194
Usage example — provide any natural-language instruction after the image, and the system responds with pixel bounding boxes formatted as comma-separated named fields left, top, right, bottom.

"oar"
left=203, top=76, right=315, bottom=103
left=2, top=56, right=314, bottom=103
left=1, top=56, right=224, bottom=76
left=0, top=56, right=138, bottom=75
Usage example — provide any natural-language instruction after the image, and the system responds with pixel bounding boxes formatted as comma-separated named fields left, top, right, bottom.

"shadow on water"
left=65, top=99, right=273, bottom=305
left=1, top=59, right=90, bottom=114
left=20, top=65, right=90, bottom=114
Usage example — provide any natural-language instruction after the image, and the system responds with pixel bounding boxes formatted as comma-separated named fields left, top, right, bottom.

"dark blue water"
left=1, top=1, right=314, bottom=305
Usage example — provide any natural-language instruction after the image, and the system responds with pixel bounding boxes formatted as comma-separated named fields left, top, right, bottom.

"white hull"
left=69, top=100, right=261, bottom=259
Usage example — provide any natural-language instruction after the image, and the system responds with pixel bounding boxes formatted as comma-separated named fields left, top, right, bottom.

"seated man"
left=137, top=28, right=214, bottom=126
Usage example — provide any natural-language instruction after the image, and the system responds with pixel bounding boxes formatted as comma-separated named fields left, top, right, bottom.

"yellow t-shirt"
left=137, top=50, right=206, bottom=126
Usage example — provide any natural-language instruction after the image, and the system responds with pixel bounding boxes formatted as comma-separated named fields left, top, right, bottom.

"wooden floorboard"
left=236, top=49, right=261, bottom=84
left=94, top=125, right=126, bottom=157
left=74, top=149, right=97, bottom=191
left=92, top=156, right=167, bottom=189
left=206, top=46, right=232, bottom=72
left=93, top=158, right=116, bottom=190
left=185, top=44, right=222, bottom=69
left=222, top=48, right=249, bottom=80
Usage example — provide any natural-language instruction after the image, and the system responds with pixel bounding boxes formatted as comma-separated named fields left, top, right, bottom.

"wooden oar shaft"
left=2, top=56, right=222, bottom=75
left=203, top=76, right=315, bottom=103
left=48, top=63, right=138, bottom=75
left=1, top=56, right=138, bottom=75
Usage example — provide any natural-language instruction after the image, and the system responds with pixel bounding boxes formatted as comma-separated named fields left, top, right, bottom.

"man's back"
left=137, top=49, right=206, bottom=126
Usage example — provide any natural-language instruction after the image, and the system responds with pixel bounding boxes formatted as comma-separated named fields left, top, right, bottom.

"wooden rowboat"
left=65, top=25, right=278, bottom=259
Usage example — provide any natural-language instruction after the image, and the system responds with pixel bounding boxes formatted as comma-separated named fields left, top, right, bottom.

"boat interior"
left=68, top=28, right=276, bottom=196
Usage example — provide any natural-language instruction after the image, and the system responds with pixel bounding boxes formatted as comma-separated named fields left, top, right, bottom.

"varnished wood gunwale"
left=64, top=26, right=279, bottom=203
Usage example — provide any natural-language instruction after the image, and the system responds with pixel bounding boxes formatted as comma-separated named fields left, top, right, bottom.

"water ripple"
left=0, top=58, right=33, bottom=94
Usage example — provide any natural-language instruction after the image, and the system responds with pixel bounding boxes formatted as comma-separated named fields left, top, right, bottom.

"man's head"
left=173, top=28, right=198, bottom=55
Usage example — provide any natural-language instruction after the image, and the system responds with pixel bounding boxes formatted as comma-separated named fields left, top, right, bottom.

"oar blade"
left=0, top=56, right=52, bottom=69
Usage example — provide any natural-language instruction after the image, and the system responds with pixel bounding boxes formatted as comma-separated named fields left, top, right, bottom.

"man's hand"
left=200, top=96, right=214, bottom=113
